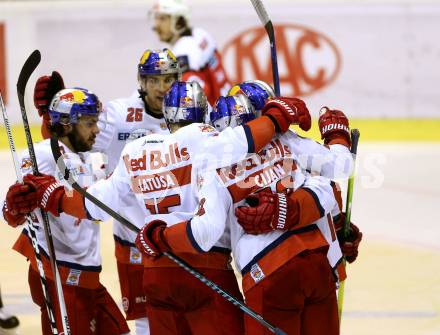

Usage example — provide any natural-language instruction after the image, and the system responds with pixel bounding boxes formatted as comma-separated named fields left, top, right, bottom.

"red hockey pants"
left=244, top=247, right=339, bottom=335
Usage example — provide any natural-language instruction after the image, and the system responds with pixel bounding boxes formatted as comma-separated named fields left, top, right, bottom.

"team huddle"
left=1, top=1, right=362, bottom=335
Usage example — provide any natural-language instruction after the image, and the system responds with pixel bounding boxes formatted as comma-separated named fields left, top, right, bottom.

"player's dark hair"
left=176, top=17, right=191, bottom=37
left=48, top=123, right=69, bottom=137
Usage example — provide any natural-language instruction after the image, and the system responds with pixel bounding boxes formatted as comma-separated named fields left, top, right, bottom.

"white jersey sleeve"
left=14, top=140, right=105, bottom=270
left=85, top=151, right=133, bottom=222
left=93, top=103, right=117, bottom=154
left=174, top=123, right=250, bottom=172
left=173, top=28, right=217, bottom=71
left=283, top=130, right=353, bottom=179
left=93, top=91, right=169, bottom=173
left=186, top=171, right=232, bottom=252
left=301, top=175, right=336, bottom=215
left=20, top=140, right=56, bottom=177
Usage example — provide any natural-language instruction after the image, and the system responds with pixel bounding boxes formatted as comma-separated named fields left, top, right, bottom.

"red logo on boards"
left=221, top=24, right=341, bottom=97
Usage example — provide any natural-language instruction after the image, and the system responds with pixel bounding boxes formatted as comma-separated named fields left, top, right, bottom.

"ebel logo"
left=222, top=24, right=341, bottom=96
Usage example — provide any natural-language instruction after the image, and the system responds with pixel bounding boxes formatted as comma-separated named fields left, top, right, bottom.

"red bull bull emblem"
left=199, top=125, right=215, bottom=133
left=180, top=96, right=193, bottom=107
left=21, top=158, right=32, bottom=169
left=234, top=104, right=244, bottom=115
left=59, top=89, right=87, bottom=104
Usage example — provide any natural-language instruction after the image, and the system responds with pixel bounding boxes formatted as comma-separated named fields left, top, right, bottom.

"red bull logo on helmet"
left=180, top=95, right=194, bottom=108
left=58, top=89, right=87, bottom=104
left=233, top=103, right=244, bottom=115
left=228, top=85, right=244, bottom=96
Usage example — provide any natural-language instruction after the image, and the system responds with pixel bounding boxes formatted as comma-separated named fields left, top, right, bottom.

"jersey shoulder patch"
left=174, top=36, right=204, bottom=71
left=176, top=55, right=189, bottom=72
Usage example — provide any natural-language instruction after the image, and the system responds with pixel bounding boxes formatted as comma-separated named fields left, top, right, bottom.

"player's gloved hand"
left=5, top=182, right=38, bottom=216
left=2, top=202, right=27, bottom=228
left=34, top=71, right=65, bottom=139
left=34, top=71, right=65, bottom=117
left=135, top=220, right=170, bottom=258
left=23, top=174, right=65, bottom=217
left=335, top=213, right=363, bottom=263
left=235, top=189, right=298, bottom=235
left=262, top=97, right=311, bottom=133
left=318, top=107, right=351, bottom=146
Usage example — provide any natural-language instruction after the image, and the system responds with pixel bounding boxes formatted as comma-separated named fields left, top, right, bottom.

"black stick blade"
left=17, top=50, right=41, bottom=98
left=350, top=129, right=360, bottom=155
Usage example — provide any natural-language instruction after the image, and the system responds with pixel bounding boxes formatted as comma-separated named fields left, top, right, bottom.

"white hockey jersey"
left=85, top=123, right=255, bottom=267
left=92, top=90, right=169, bottom=259
left=93, top=90, right=169, bottom=173
left=12, top=139, right=106, bottom=288
left=157, top=130, right=352, bottom=290
left=173, top=27, right=231, bottom=105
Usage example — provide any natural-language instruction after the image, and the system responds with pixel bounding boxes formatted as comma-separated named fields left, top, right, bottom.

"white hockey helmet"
left=149, top=0, right=191, bottom=39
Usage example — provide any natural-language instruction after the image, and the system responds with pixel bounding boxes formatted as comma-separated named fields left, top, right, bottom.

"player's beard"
left=68, top=126, right=95, bottom=152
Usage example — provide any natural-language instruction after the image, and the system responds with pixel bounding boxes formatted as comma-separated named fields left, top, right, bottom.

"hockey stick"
left=50, top=136, right=287, bottom=335
left=250, top=0, right=280, bottom=96
left=17, top=50, right=71, bottom=335
left=337, top=128, right=360, bottom=324
left=1, top=91, right=59, bottom=334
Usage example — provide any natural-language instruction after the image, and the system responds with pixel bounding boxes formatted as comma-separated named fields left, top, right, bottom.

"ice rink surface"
left=0, top=143, right=439, bottom=335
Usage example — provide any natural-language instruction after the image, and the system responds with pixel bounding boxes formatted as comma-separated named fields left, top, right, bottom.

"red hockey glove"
left=135, top=220, right=170, bottom=258
left=23, top=174, right=65, bottom=217
left=34, top=71, right=65, bottom=139
left=318, top=107, right=351, bottom=147
left=335, top=213, right=363, bottom=263
left=34, top=71, right=65, bottom=117
left=235, top=189, right=299, bottom=235
left=262, top=97, right=311, bottom=133
left=5, top=182, right=38, bottom=217
left=2, top=202, right=27, bottom=228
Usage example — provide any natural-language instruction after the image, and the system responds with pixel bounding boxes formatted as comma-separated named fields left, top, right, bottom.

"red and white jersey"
left=85, top=123, right=252, bottom=252
left=170, top=130, right=352, bottom=290
left=173, top=27, right=231, bottom=105
left=282, top=131, right=353, bottom=180
left=11, top=140, right=106, bottom=287
left=93, top=90, right=169, bottom=173
left=93, top=90, right=169, bottom=251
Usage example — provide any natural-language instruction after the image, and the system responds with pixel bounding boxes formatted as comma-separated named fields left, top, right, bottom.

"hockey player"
left=92, top=48, right=179, bottom=334
left=3, top=88, right=130, bottom=335
left=13, top=81, right=310, bottom=334
left=134, top=93, right=361, bottom=334
left=227, top=80, right=363, bottom=264
left=149, top=0, right=231, bottom=105
left=33, top=48, right=181, bottom=334
left=227, top=80, right=353, bottom=183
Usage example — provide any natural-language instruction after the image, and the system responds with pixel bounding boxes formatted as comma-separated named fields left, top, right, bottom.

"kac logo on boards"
left=222, top=24, right=341, bottom=97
